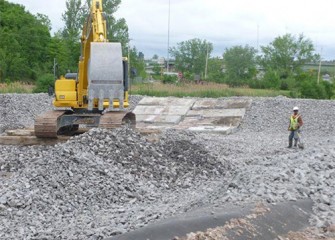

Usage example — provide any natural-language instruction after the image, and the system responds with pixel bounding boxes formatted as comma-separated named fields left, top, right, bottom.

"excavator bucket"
left=88, top=42, right=125, bottom=111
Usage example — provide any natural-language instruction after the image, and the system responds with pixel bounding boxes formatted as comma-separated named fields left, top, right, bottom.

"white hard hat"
left=293, top=106, right=299, bottom=111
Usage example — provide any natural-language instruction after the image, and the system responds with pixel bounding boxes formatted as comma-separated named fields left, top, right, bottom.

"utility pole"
left=128, top=42, right=131, bottom=78
left=205, top=44, right=209, bottom=80
left=127, top=39, right=133, bottom=90
left=53, top=58, right=58, bottom=80
left=167, top=0, right=171, bottom=73
left=317, top=47, right=323, bottom=84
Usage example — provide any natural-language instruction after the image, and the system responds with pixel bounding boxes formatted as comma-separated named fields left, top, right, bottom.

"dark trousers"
left=289, top=130, right=299, bottom=144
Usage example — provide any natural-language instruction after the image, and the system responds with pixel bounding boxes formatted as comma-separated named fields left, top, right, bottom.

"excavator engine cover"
left=88, top=42, right=124, bottom=111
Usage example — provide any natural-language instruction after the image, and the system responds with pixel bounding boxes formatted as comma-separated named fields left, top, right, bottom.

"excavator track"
left=34, top=110, right=66, bottom=138
left=99, top=111, right=136, bottom=129
left=34, top=110, right=136, bottom=138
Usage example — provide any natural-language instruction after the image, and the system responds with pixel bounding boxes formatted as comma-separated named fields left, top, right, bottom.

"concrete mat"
left=110, top=199, right=313, bottom=240
left=192, top=99, right=252, bottom=110
left=187, top=109, right=246, bottom=118
left=139, top=97, right=195, bottom=107
left=136, top=115, right=182, bottom=124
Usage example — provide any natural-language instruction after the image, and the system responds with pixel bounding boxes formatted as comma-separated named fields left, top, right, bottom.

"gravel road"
left=0, top=94, right=334, bottom=239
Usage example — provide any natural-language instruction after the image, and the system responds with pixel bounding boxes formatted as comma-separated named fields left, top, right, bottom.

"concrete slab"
left=177, top=116, right=242, bottom=130
left=187, top=108, right=246, bottom=118
left=136, top=123, right=176, bottom=131
left=139, top=97, right=196, bottom=107
left=135, top=114, right=182, bottom=124
left=133, top=97, right=252, bottom=135
left=188, top=126, right=235, bottom=134
left=133, top=106, right=165, bottom=115
left=133, top=105, right=191, bottom=116
left=192, top=99, right=252, bottom=110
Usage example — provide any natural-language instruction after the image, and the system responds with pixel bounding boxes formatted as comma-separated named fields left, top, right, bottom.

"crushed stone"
left=0, top=94, right=335, bottom=239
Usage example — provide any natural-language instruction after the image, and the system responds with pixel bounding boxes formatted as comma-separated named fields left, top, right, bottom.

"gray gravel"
left=0, top=94, right=335, bottom=239
left=0, top=93, right=52, bottom=133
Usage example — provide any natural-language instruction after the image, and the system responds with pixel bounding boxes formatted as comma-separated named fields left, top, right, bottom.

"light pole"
left=167, top=0, right=171, bottom=73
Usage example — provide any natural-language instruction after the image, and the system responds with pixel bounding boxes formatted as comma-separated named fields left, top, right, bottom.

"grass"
left=0, top=81, right=291, bottom=98
left=0, top=82, right=34, bottom=94
left=130, top=82, right=290, bottom=98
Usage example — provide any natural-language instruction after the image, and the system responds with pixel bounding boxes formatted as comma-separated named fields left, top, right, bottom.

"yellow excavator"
left=35, top=0, right=135, bottom=138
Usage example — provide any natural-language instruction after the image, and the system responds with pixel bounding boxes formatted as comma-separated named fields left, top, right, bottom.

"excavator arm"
left=53, top=0, right=129, bottom=111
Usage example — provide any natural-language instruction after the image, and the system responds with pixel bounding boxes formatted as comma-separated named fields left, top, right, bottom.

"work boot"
left=287, top=139, right=293, bottom=148
left=294, top=140, right=298, bottom=147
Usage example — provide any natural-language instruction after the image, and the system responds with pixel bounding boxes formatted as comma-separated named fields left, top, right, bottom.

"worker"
left=288, top=106, right=303, bottom=148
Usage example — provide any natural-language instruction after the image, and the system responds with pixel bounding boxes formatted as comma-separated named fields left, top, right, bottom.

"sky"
left=8, top=0, right=335, bottom=60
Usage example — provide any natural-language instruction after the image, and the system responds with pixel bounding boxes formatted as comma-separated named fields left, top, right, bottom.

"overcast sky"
left=8, top=0, right=335, bottom=59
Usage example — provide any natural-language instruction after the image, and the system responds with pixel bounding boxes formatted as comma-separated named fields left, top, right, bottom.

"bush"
left=262, top=70, right=281, bottom=89
left=321, top=81, right=334, bottom=99
left=33, top=73, right=55, bottom=93
left=162, top=74, right=178, bottom=84
left=299, top=80, right=328, bottom=99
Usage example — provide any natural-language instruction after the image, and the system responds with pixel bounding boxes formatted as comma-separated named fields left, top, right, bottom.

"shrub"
left=262, top=70, right=281, bottom=89
left=299, top=80, right=328, bottom=99
left=162, top=74, right=178, bottom=84
left=321, top=81, right=334, bottom=99
left=33, top=73, right=55, bottom=93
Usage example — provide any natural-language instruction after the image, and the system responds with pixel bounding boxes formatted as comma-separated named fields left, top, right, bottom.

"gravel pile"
left=0, top=127, right=228, bottom=239
left=202, top=140, right=335, bottom=225
left=240, top=96, right=335, bottom=137
left=194, top=96, right=335, bottom=229
left=1, top=94, right=335, bottom=239
left=0, top=93, right=52, bottom=133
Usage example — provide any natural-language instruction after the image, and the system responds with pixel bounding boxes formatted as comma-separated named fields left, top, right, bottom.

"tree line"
left=0, top=0, right=146, bottom=89
left=169, top=35, right=334, bottom=99
left=0, top=0, right=333, bottom=98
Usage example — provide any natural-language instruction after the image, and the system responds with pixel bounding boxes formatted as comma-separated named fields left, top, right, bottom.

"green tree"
left=62, top=0, right=84, bottom=41
left=61, top=0, right=84, bottom=71
left=152, top=63, right=161, bottom=75
left=84, top=0, right=129, bottom=53
left=36, top=13, right=52, bottom=31
left=170, top=38, right=213, bottom=77
left=207, top=57, right=224, bottom=83
left=129, top=47, right=146, bottom=79
left=0, top=31, right=26, bottom=81
left=223, top=45, right=257, bottom=86
left=47, top=32, right=73, bottom=76
left=58, top=0, right=129, bottom=74
left=33, top=73, right=55, bottom=93
left=297, top=72, right=334, bottom=99
left=259, top=34, right=319, bottom=79
left=0, top=1, right=51, bottom=81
